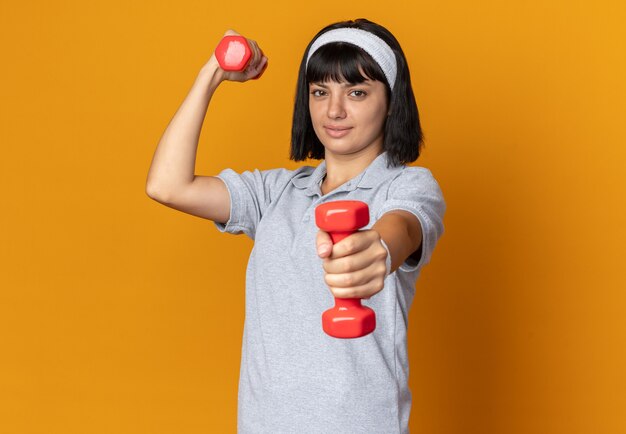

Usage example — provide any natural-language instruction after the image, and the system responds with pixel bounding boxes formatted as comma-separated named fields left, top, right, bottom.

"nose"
left=327, top=94, right=346, bottom=119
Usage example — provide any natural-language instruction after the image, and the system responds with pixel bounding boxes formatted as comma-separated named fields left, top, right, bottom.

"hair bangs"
left=306, top=42, right=387, bottom=86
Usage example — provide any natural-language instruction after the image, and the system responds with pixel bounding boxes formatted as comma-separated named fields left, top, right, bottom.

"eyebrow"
left=311, top=81, right=372, bottom=88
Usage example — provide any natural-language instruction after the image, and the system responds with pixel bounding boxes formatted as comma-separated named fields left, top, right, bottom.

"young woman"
left=147, top=18, right=446, bottom=434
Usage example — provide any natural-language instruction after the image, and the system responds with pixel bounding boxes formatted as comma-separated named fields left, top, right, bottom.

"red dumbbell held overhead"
left=215, top=35, right=251, bottom=71
left=315, top=200, right=376, bottom=339
left=214, top=34, right=266, bottom=80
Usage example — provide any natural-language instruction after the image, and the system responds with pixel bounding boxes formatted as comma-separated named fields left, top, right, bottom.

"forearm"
left=371, top=212, right=421, bottom=274
left=146, top=57, right=224, bottom=198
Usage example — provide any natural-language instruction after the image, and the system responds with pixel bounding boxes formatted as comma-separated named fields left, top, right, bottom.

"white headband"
left=306, top=28, right=397, bottom=90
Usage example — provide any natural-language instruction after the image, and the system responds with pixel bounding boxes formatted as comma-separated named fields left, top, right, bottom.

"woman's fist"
left=210, top=29, right=268, bottom=83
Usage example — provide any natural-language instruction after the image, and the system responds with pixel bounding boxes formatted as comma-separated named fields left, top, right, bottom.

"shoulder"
left=222, top=165, right=313, bottom=184
left=388, top=165, right=444, bottom=193
left=236, top=165, right=318, bottom=200
left=259, top=165, right=315, bottom=187
left=259, top=165, right=314, bottom=177
left=290, top=165, right=316, bottom=178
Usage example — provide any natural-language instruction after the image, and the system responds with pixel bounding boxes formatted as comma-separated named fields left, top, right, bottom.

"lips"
left=324, top=126, right=352, bottom=138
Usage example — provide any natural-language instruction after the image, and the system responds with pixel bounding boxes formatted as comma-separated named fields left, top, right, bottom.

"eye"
left=311, top=89, right=326, bottom=97
left=350, top=90, right=367, bottom=97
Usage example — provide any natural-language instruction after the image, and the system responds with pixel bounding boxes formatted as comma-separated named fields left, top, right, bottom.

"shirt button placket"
left=303, top=196, right=324, bottom=223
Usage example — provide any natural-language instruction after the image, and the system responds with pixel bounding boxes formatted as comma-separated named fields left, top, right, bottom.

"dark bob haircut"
left=290, top=18, right=424, bottom=168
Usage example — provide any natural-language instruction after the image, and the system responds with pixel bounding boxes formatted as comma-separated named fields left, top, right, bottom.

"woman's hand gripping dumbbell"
left=208, top=29, right=268, bottom=83
left=315, top=201, right=383, bottom=339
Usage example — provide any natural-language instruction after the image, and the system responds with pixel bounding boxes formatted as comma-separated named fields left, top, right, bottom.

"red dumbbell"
left=315, top=200, right=376, bottom=339
left=214, top=35, right=265, bottom=79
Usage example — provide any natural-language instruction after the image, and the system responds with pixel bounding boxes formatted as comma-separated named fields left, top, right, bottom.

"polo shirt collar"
left=291, top=151, right=403, bottom=196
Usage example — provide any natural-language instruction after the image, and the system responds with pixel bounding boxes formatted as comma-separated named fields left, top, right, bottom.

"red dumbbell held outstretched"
left=213, top=30, right=268, bottom=81
left=315, top=200, right=376, bottom=339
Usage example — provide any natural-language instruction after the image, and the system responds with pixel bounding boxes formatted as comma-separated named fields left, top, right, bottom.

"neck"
left=322, top=144, right=384, bottom=188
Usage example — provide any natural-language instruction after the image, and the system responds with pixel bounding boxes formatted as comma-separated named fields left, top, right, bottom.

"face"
left=308, top=70, right=389, bottom=156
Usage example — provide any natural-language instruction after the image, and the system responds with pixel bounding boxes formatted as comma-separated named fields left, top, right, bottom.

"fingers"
left=324, top=262, right=385, bottom=289
left=246, top=56, right=267, bottom=79
left=327, top=231, right=373, bottom=259
left=321, top=245, right=379, bottom=274
left=320, top=230, right=387, bottom=273
left=251, top=40, right=262, bottom=66
left=317, top=232, right=387, bottom=300
left=249, top=40, right=267, bottom=73
left=316, top=230, right=333, bottom=258
left=252, top=56, right=268, bottom=79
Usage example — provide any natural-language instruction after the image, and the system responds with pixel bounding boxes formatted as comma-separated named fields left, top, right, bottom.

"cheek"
left=308, top=104, right=321, bottom=123
left=310, top=113, right=322, bottom=130
left=361, top=107, right=387, bottom=129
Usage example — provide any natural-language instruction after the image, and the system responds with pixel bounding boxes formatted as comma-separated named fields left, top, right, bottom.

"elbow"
left=146, top=181, right=166, bottom=202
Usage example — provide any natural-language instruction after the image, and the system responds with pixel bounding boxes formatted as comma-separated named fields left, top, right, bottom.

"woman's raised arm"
left=146, top=30, right=267, bottom=223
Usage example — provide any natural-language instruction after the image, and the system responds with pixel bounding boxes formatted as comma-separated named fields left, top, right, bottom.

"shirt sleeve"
left=212, top=167, right=288, bottom=240
left=375, top=167, right=446, bottom=273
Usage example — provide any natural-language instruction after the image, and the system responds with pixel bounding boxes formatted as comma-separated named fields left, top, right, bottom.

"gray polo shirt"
left=213, top=151, right=445, bottom=433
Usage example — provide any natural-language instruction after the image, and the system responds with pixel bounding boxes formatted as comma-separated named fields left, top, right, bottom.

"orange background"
left=1, top=1, right=625, bottom=433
